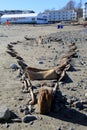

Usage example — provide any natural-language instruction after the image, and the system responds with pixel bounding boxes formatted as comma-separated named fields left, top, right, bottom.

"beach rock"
left=22, top=115, right=37, bottom=123
left=0, top=106, right=11, bottom=121
left=18, top=105, right=31, bottom=115
left=18, top=97, right=24, bottom=101
left=5, top=122, right=10, bottom=128
left=24, top=107, right=30, bottom=115
left=10, top=63, right=19, bottom=70
left=39, top=61, right=44, bottom=64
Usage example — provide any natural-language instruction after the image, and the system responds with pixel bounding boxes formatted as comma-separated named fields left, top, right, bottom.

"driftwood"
left=24, top=67, right=63, bottom=80
left=37, top=81, right=60, bottom=114
left=18, top=58, right=70, bottom=113
left=62, top=51, right=77, bottom=59
left=18, top=59, right=70, bottom=110
left=17, top=55, right=70, bottom=95
left=18, top=58, right=70, bottom=82
left=22, top=76, right=59, bottom=114
left=37, top=86, right=53, bottom=114
left=6, top=39, right=78, bottom=115
left=22, top=78, right=36, bottom=105
left=16, top=43, right=77, bottom=114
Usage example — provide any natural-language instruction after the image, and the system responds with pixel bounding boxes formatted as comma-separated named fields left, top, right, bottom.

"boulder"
left=0, top=106, right=11, bottom=121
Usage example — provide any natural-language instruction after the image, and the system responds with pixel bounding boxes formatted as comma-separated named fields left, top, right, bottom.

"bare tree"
left=63, top=0, right=76, bottom=10
left=76, top=1, right=83, bottom=18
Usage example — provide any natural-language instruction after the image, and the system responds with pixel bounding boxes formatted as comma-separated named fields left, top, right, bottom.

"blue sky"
left=0, top=0, right=86, bottom=13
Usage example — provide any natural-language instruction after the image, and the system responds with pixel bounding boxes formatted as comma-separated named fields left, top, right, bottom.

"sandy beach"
left=0, top=23, right=87, bottom=130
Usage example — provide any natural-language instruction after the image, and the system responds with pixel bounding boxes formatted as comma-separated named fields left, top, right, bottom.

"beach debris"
left=17, top=60, right=69, bottom=98
left=6, top=32, right=80, bottom=116
left=21, top=77, right=68, bottom=114
left=17, top=57, right=70, bottom=83
left=16, top=41, right=78, bottom=115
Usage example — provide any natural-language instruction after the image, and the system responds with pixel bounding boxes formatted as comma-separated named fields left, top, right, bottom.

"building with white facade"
left=43, top=9, right=77, bottom=23
left=0, top=13, right=48, bottom=24
left=83, top=2, right=87, bottom=20
left=0, top=9, right=77, bottom=24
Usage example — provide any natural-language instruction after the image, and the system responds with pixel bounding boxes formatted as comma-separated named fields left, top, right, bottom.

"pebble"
left=24, top=107, right=30, bottom=115
left=39, top=61, right=44, bottom=64
left=5, top=122, right=9, bottom=128
left=18, top=97, right=24, bottom=101
left=18, top=105, right=31, bottom=115
left=22, top=115, right=37, bottom=123
left=10, top=63, right=19, bottom=70
left=48, top=45, right=51, bottom=48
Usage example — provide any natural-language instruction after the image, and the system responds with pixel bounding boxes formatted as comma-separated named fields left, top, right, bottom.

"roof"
left=1, top=13, right=38, bottom=18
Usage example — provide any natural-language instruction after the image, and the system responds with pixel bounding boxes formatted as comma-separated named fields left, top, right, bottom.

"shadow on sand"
left=48, top=107, right=87, bottom=126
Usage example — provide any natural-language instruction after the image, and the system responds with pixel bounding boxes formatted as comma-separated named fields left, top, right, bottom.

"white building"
left=83, top=2, right=87, bottom=20
left=0, top=13, right=48, bottom=24
left=43, top=10, right=77, bottom=23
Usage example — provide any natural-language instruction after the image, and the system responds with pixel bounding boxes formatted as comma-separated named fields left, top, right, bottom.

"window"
left=32, top=17, right=35, bottom=21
